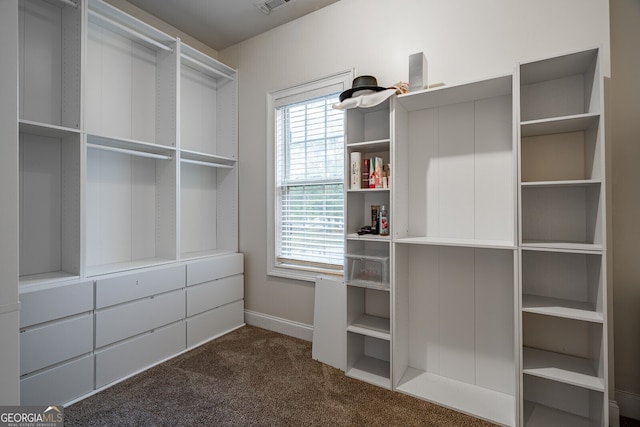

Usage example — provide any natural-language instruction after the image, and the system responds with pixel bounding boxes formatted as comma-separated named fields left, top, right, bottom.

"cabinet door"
left=21, top=313, right=93, bottom=375
left=186, top=300, right=244, bottom=348
left=20, top=280, right=93, bottom=327
left=95, top=289, right=185, bottom=348
left=186, top=253, right=243, bottom=286
left=95, top=264, right=185, bottom=309
left=20, top=355, right=94, bottom=406
left=95, top=321, right=185, bottom=388
left=187, top=274, right=243, bottom=317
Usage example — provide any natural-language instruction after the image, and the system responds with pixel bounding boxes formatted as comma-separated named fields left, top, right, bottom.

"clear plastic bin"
left=345, top=251, right=389, bottom=290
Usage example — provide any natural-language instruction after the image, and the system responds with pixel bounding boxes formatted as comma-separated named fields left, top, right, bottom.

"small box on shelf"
left=345, top=251, right=390, bottom=290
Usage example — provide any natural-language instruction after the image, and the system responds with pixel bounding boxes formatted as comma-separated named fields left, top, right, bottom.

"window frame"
left=266, top=70, right=352, bottom=282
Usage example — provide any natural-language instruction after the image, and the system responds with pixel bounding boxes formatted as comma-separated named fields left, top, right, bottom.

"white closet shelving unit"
left=85, top=0, right=178, bottom=276
left=392, top=75, right=518, bottom=427
left=179, top=43, right=238, bottom=260
left=342, top=48, right=609, bottom=427
left=344, top=99, right=393, bottom=389
left=16, top=0, right=243, bottom=406
left=518, top=48, right=608, bottom=427
left=18, top=0, right=83, bottom=286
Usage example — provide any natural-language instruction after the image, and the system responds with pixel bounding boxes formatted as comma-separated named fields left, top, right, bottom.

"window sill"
left=268, top=263, right=343, bottom=283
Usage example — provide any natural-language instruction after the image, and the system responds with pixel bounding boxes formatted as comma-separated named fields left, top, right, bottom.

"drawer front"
left=96, top=264, right=186, bottom=309
left=21, top=313, right=93, bottom=376
left=95, top=289, right=185, bottom=348
left=186, top=300, right=244, bottom=349
left=186, top=253, right=243, bottom=286
left=95, top=321, right=185, bottom=388
left=20, top=354, right=94, bottom=406
left=20, top=280, right=93, bottom=328
left=186, top=274, right=243, bottom=317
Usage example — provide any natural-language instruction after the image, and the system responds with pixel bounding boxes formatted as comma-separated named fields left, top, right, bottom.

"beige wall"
left=610, top=0, right=640, bottom=412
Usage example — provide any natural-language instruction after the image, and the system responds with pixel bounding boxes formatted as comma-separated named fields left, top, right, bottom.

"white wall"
left=0, top=0, right=21, bottom=405
left=610, top=0, right=640, bottom=419
left=219, top=0, right=610, bottom=326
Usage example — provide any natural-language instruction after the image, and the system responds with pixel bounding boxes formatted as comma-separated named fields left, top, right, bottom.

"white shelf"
left=346, top=356, right=390, bottom=389
left=19, top=271, right=81, bottom=288
left=521, top=241, right=603, bottom=252
left=85, top=258, right=176, bottom=278
left=520, top=48, right=599, bottom=86
left=87, top=134, right=176, bottom=157
left=396, top=368, right=515, bottom=427
left=346, top=139, right=390, bottom=151
left=521, top=179, right=601, bottom=188
left=523, top=401, right=596, bottom=427
left=345, top=233, right=391, bottom=242
left=88, top=0, right=175, bottom=52
left=180, top=43, right=236, bottom=81
left=180, top=249, right=237, bottom=262
left=521, top=113, right=600, bottom=137
left=394, top=236, right=516, bottom=250
left=347, top=315, right=390, bottom=340
left=397, top=74, right=512, bottom=112
left=19, top=120, right=81, bottom=138
left=522, top=295, right=603, bottom=323
left=522, top=347, right=604, bottom=392
left=180, top=149, right=236, bottom=166
left=346, top=187, right=390, bottom=193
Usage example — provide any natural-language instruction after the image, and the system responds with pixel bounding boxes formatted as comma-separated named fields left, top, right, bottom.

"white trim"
left=0, top=301, right=20, bottom=316
left=244, top=309, right=313, bottom=342
left=266, top=69, right=353, bottom=282
left=610, top=399, right=620, bottom=427
left=617, top=389, right=640, bottom=422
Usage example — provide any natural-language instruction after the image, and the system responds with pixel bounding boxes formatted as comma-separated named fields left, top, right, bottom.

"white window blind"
left=275, top=93, right=344, bottom=271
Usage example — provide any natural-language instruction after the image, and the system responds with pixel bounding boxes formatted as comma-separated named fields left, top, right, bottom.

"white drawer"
left=95, top=321, right=185, bottom=388
left=21, top=313, right=93, bottom=376
left=187, top=274, right=243, bottom=317
left=20, top=354, right=94, bottom=406
left=186, top=300, right=244, bottom=349
left=95, top=289, right=185, bottom=348
left=186, top=253, right=243, bottom=286
left=95, top=264, right=185, bottom=309
left=20, top=280, right=93, bottom=328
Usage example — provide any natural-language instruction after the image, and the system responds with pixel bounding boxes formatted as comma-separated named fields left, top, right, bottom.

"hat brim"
left=339, top=85, right=387, bottom=102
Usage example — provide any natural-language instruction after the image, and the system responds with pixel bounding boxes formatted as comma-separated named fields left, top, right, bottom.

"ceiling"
left=125, top=0, right=340, bottom=51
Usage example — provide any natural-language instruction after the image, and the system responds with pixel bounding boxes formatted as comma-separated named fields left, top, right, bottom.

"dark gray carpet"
left=64, top=325, right=589, bottom=426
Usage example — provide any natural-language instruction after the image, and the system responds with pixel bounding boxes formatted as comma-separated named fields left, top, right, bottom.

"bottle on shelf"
left=379, top=205, right=389, bottom=236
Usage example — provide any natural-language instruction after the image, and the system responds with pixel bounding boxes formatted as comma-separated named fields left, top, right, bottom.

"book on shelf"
left=362, top=158, right=370, bottom=189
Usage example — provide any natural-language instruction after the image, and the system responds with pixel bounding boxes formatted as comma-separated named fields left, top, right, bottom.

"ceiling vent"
left=255, top=0, right=296, bottom=15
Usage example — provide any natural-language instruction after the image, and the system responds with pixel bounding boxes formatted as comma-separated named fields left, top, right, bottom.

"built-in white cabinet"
left=392, top=75, right=517, bottom=426
left=343, top=48, right=608, bottom=427
left=344, top=99, right=392, bottom=389
left=14, top=0, right=243, bottom=406
left=19, top=280, right=94, bottom=405
left=518, top=48, right=608, bottom=427
left=185, top=254, right=244, bottom=348
left=18, top=0, right=83, bottom=286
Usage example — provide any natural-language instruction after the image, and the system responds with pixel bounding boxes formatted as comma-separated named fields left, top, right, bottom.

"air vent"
left=255, top=0, right=296, bottom=15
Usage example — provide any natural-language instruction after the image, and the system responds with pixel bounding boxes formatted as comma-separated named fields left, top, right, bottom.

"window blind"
left=275, top=94, right=344, bottom=270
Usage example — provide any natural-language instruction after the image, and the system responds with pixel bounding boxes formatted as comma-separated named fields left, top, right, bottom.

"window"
left=267, top=71, right=351, bottom=281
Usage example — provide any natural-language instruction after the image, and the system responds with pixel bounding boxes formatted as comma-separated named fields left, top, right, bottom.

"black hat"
left=339, top=75, right=387, bottom=102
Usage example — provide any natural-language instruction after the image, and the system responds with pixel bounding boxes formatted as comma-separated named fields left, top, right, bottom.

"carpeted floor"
left=65, top=325, right=640, bottom=427
left=65, top=325, right=499, bottom=426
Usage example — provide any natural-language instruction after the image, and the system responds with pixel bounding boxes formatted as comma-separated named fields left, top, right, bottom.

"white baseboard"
left=611, top=399, right=620, bottom=427
left=244, top=310, right=313, bottom=342
left=617, top=390, right=640, bottom=422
